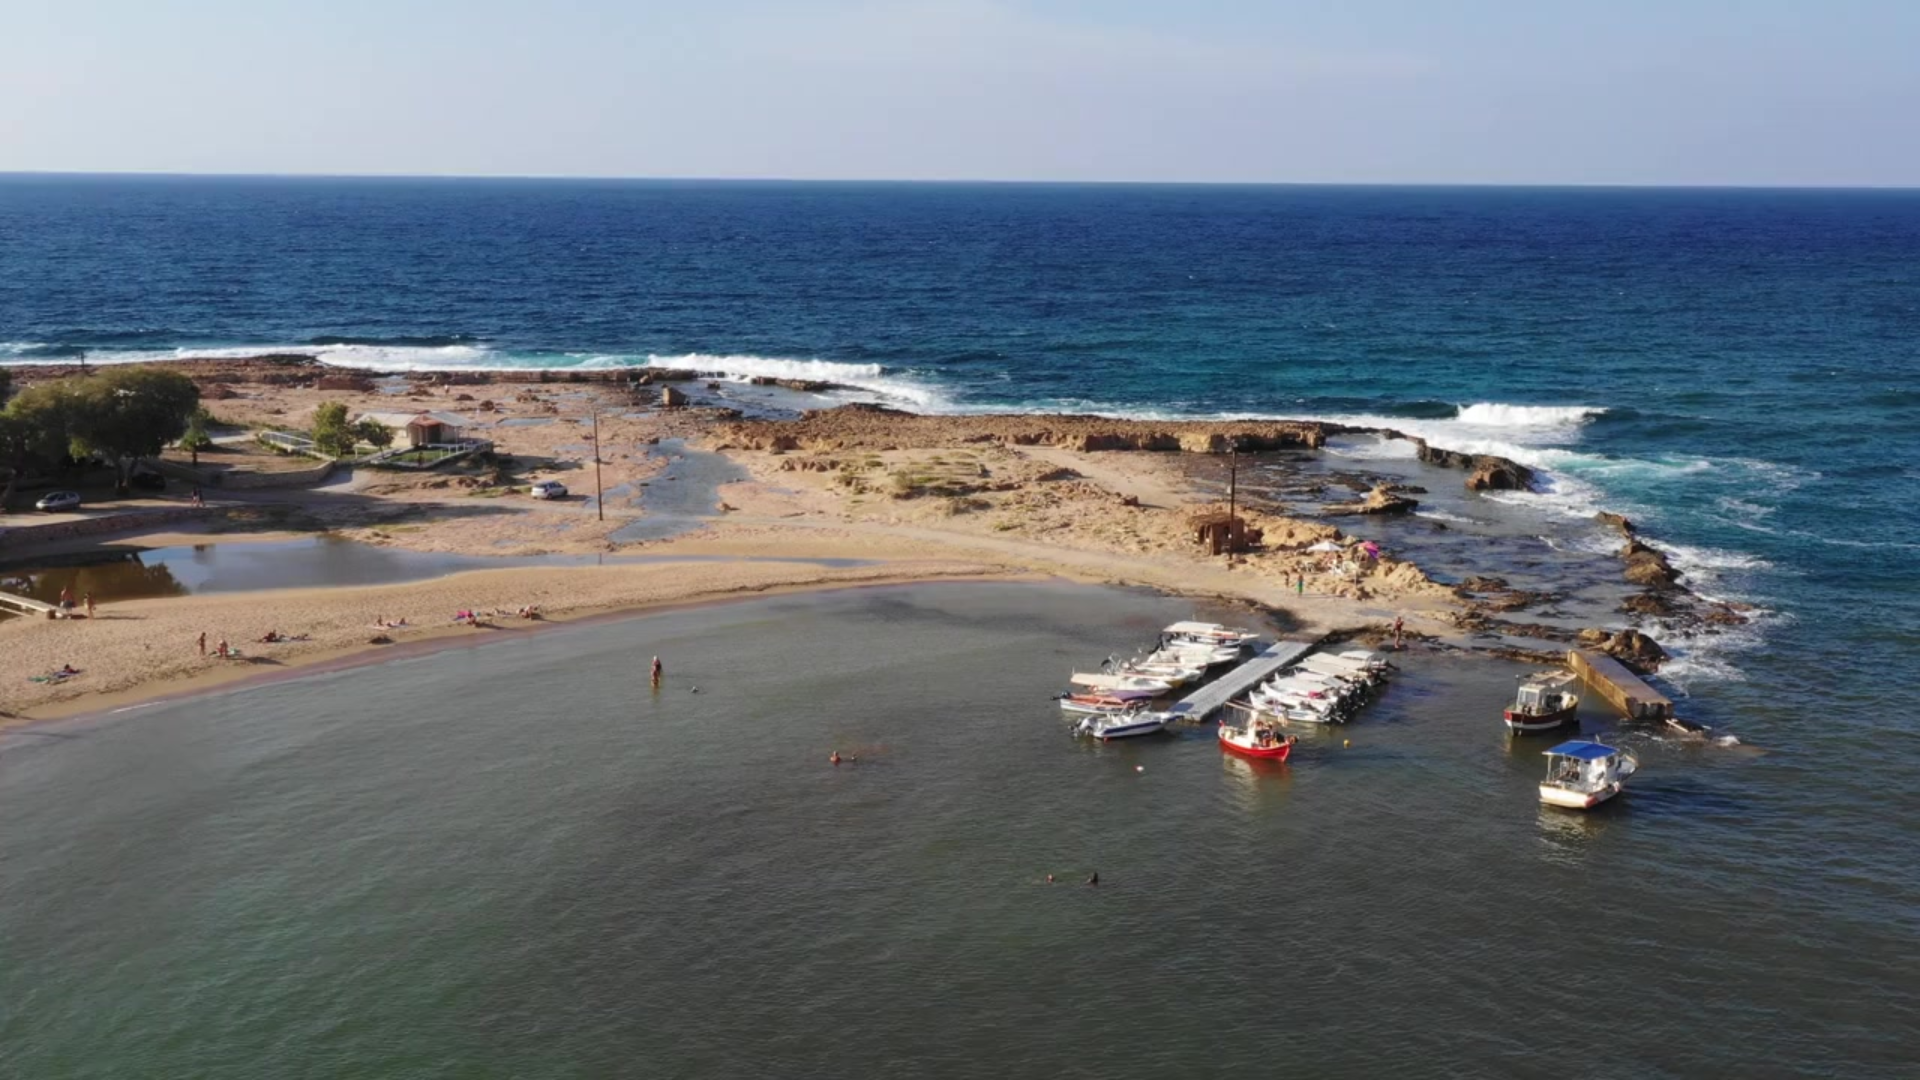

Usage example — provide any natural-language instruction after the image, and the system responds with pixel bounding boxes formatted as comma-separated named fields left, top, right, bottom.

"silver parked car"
left=529, top=480, right=568, bottom=500
left=34, top=490, right=82, bottom=512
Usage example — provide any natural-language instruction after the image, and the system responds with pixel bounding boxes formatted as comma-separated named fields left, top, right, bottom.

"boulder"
left=1466, top=457, right=1532, bottom=491
left=1324, top=485, right=1419, bottom=516
left=1595, top=511, right=1637, bottom=537
left=660, top=386, right=689, bottom=408
left=1620, top=539, right=1681, bottom=586
left=1604, top=628, right=1668, bottom=670
left=1621, top=591, right=1681, bottom=617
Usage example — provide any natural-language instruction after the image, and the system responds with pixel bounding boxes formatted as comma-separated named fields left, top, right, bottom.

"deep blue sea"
left=2, top=176, right=1918, bottom=1074
left=4, top=177, right=1917, bottom=689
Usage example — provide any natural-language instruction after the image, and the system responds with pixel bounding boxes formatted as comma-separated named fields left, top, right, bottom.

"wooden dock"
left=0, top=592, right=58, bottom=619
left=1567, top=649, right=1673, bottom=721
left=1165, top=640, right=1317, bottom=722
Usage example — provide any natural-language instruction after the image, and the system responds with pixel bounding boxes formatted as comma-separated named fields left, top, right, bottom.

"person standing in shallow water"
left=650, top=655, right=663, bottom=687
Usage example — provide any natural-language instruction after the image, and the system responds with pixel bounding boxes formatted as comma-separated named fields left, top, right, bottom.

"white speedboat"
left=1539, top=740, right=1638, bottom=809
left=1147, top=643, right=1243, bottom=668
left=1058, top=694, right=1145, bottom=716
left=1117, top=660, right=1205, bottom=687
left=1075, top=710, right=1175, bottom=741
left=1296, top=653, right=1386, bottom=684
left=1069, top=671, right=1175, bottom=699
left=1163, top=621, right=1261, bottom=649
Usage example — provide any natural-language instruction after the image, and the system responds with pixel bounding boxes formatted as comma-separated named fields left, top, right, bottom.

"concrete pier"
left=1567, top=649, right=1673, bottom=721
left=1165, top=640, right=1316, bottom=723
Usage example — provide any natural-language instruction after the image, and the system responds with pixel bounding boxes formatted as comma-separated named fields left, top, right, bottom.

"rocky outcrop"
left=1578, top=627, right=1668, bottom=672
left=715, top=406, right=1329, bottom=456
left=1324, top=485, right=1419, bottom=516
left=1595, top=511, right=1637, bottom=537
left=1404, top=437, right=1534, bottom=491
left=660, top=386, right=689, bottom=408
left=1620, top=539, right=1681, bottom=586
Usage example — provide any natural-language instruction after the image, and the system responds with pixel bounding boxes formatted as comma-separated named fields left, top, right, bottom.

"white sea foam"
left=637, top=353, right=948, bottom=408
left=1413, top=509, right=1478, bottom=525
left=1451, top=402, right=1608, bottom=429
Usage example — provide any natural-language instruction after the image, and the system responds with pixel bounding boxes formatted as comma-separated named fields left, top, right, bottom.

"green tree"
left=0, top=380, right=86, bottom=508
left=310, top=401, right=359, bottom=458
left=179, top=407, right=216, bottom=465
left=0, top=366, right=12, bottom=402
left=67, top=368, right=200, bottom=492
left=353, top=418, right=395, bottom=450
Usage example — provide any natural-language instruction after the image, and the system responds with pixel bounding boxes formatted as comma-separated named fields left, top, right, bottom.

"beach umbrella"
left=1307, top=540, right=1343, bottom=553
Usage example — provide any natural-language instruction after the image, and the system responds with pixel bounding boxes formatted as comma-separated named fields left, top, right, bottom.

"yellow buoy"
left=1343, top=739, right=1351, bottom=748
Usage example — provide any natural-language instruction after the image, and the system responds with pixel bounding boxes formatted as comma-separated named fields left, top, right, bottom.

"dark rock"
left=1620, top=539, right=1681, bottom=586
left=1459, top=575, right=1510, bottom=592
left=1621, top=591, right=1681, bottom=617
left=660, top=386, right=689, bottom=408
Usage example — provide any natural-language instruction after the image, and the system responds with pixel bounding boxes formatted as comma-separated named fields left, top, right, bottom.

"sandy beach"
left=0, top=357, right=1657, bottom=726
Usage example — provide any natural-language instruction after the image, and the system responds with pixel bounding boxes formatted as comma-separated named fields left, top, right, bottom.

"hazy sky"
left=4, top=0, right=1916, bottom=185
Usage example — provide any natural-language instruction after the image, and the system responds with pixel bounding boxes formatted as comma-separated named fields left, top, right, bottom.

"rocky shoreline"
left=4, top=355, right=1748, bottom=676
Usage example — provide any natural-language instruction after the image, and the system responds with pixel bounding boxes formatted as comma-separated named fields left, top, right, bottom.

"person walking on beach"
left=216, top=639, right=229, bottom=659
left=1393, top=616, right=1404, bottom=650
left=1296, top=574, right=1305, bottom=596
left=190, top=487, right=204, bottom=508
left=58, top=585, right=73, bottom=612
left=197, top=631, right=207, bottom=656
left=83, top=592, right=95, bottom=619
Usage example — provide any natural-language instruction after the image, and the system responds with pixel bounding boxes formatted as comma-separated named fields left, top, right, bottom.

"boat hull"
left=1504, top=704, right=1577, bottom=733
left=1539, top=782, right=1623, bottom=809
left=1218, top=725, right=1295, bottom=760
left=1079, top=714, right=1172, bottom=740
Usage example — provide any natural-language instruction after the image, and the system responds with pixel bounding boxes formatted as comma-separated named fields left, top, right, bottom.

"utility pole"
left=1227, top=446, right=1238, bottom=555
left=592, top=409, right=604, bottom=521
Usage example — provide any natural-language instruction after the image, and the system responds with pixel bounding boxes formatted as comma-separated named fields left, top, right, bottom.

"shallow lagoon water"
left=0, top=537, right=871, bottom=606
left=1, top=583, right=1910, bottom=1078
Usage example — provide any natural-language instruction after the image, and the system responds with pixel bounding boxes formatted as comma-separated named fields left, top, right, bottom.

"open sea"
left=2, top=177, right=1917, bottom=1074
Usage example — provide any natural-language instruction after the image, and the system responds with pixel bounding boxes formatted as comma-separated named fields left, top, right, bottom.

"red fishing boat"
left=1218, top=716, right=1297, bottom=760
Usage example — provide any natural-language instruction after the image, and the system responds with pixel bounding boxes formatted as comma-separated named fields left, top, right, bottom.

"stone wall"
left=150, top=458, right=334, bottom=489
left=0, top=506, right=220, bottom=552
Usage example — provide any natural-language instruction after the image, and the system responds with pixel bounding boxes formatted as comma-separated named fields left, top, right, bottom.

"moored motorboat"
left=1069, top=671, right=1175, bottom=699
left=1504, top=671, right=1581, bottom=734
left=1218, top=716, right=1297, bottom=760
left=1057, top=693, right=1144, bottom=716
left=1539, top=740, right=1638, bottom=809
left=1162, top=621, right=1261, bottom=650
left=1076, top=710, right=1175, bottom=741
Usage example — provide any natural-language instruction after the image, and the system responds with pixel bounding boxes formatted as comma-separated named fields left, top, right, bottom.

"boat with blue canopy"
left=1539, top=740, right=1638, bottom=809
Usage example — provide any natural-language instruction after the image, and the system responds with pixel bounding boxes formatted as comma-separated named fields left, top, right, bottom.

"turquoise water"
left=2, top=584, right=1911, bottom=1077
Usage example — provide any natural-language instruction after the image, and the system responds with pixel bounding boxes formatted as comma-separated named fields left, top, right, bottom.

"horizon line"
left=1, top=169, right=1917, bottom=193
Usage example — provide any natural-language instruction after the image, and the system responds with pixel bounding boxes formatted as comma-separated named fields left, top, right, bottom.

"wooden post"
left=592, top=409, right=604, bottom=521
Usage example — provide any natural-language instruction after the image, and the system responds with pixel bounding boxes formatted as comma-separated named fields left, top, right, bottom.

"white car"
left=529, top=480, right=568, bottom=500
left=35, top=490, right=82, bottom=512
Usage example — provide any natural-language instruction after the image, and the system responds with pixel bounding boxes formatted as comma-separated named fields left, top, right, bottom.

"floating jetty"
left=1566, top=649, right=1673, bottom=722
left=1164, top=640, right=1316, bottom=723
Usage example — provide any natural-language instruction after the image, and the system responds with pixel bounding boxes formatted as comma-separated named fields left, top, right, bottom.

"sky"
left=2, top=0, right=1917, bottom=185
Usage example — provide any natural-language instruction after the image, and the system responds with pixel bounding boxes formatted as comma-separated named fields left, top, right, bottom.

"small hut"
left=1191, top=510, right=1261, bottom=555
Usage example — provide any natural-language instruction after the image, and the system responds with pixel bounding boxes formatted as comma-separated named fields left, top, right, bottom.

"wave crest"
left=1452, top=402, right=1607, bottom=428
left=639, top=353, right=943, bottom=407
